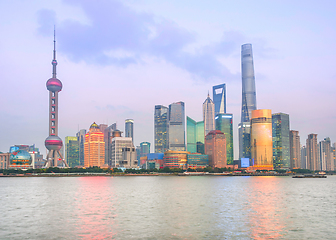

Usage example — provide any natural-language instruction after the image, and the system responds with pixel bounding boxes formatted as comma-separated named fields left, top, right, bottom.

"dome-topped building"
left=9, top=150, right=32, bottom=169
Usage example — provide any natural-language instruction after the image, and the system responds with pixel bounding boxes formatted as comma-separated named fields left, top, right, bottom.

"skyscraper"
left=215, top=113, right=234, bottom=165
left=205, top=130, right=227, bottom=168
left=76, top=129, right=86, bottom=166
left=289, top=130, right=301, bottom=169
left=196, top=121, right=205, bottom=154
left=306, top=134, right=318, bottom=171
left=239, top=43, right=257, bottom=161
left=111, top=134, right=135, bottom=168
left=168, top=102, right=185, bottom=151
left=203, top=94, right=215, bottom=136
left=140, top=142, right=151, bottom=157
left=44, top=30, right=68, bottom=168
left=301, top=146, right=307, bottom=169
left=125, top=119, right=134, bottom=142
left=65, top=136, right=79, bottom=167
left=212, top=84, right=226, bottom=115
left=84, top=122, right=105, bottom=167
left=318, top=137, right=333, bottom=171
left=250, top=109, right=273, bottom=170
left=154, top=105, right=168, bottom=153
left=187, top=117, right=197, bottom=153
left=272, top=113, right=290, bottom=169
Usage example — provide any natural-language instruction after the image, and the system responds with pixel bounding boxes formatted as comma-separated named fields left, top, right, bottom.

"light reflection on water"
left=0, top=176, right=335, bottom=239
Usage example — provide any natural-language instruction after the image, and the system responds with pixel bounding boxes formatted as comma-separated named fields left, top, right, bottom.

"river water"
left=0, top=176, right=335, bottom=239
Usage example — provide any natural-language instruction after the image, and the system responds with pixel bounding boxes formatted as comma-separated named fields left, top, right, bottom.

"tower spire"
left=52, top=26, right=58, bottom=78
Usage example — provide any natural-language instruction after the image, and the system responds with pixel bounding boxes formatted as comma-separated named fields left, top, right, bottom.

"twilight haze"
left=0, top=0, right=335, bottom=157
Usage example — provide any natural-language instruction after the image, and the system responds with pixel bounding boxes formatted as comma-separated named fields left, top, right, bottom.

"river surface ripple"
left=0, top=176, right=335, bottom=239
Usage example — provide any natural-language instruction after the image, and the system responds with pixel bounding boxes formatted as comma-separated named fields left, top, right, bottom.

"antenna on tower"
left=52, top=25, right=58, bottom=78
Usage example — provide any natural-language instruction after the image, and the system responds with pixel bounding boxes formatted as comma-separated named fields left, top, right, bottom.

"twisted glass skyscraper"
left=239, top=43, right=257, bottom=160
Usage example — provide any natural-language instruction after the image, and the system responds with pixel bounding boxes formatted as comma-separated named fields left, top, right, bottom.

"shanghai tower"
left=238, top=43, right=257, bottom=160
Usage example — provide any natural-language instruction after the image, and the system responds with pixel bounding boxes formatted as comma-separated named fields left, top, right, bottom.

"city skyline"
left=1, top=0, right=336, bottom=157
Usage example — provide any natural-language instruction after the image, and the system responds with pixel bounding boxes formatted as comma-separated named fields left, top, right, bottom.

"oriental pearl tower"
left=44, top=30, right=69, bottom=168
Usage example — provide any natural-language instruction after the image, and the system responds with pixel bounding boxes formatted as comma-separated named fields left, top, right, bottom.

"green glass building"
left=65, top=136, right=80, bottom=167
left=187, top=116, right=204, bottom=154
left=215, top=113, right=234, bottom=165
left=272, top=113, right=290, bottom=169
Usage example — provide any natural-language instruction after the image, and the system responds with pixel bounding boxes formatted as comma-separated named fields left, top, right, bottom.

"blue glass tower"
left=213, top=84, right=226, bottom=115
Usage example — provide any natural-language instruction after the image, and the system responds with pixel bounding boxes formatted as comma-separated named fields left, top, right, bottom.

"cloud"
left=36, top=0, right=270, bottom=81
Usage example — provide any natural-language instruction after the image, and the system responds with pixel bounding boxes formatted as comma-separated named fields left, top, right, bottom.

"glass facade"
left=125, top=119, right=134, bottom=142
left=272, top=113, right=290, bottom=169
left=212, top=84, right=226, bottom=115
left=205, top=130, right=227, bottom=168
left=203, top=94, right=215, bottom=136
left=196, top=121, right=205, bottom=154
left=238, top=122, right=251, bottom=160
left=250, top=109, right=273, bottom=170
left=168, top=102, right=185, bottom=151
left=76, top=129, right=86, bottom=166
left=215, top=113, right=234, bottom=165
left=65, top=136, right=79, bottom=167
left=289, top=130, right=301, bottom=169
left=187, top=154, right=209, bottom=168
left=187, top=117, right=197, bottom=153
left=154, top=105, right=168, bottom=153
left=140, top=142, right=151, bottom=157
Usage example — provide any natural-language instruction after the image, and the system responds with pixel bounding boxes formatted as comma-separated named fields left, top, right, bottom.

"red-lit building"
left=205, top=130, right=227, bottom=168
left=84, top=122, right=105, bottom=168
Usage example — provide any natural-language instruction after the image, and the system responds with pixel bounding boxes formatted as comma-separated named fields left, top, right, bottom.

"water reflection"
left=74, top=177, right=117, bottom=239
left=246, top=177, right=287, bottom=239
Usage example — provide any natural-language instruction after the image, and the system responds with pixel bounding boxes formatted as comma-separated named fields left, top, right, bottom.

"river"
left=0, top=176, right=335, bottom=239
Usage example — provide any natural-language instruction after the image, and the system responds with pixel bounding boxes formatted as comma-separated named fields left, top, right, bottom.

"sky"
left=1, top=0, right=336, bottom=157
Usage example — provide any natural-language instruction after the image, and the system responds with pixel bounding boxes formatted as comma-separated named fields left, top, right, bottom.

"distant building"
left=76, top=129, right=86, bottom=166
left=154, top=105, right=168, bottom=153
left=111, top=135, right=135, bottom=168
left=250, top=109, right=273, bottom=170
left=187, top=117, right=197, bottom=153
left=9, top=150, right=33, bottom=169
left=168, top=102, right=185, bottom=151
left=212, top=84, right=226, bottom=115
left=318, top=137, right=333, bottom=171
left=289, top=130, right=301, bottom=169
left=65, top=136, right=79, bottom=167
left=84, top=122, right=105, bottom=168
left=239, top=43, right=257, bottom=163
left=140, top=142, right=151, bottom=157
left=238, top=122, right=251, bottom=160
left=332, top=143, right=336, bottom=171
left=205, top=130, right=227, bottom=168
left=143, top=153, right=164, bottom=169
left=196, top=121, right=205, bottom=154
left=306, top=134, right=318, bottom=171
left=215, top=113, right=234, bottom=165
left=300, top=146, right=307, bottom=169
left=125, top=119, right=134, bottom=142
left=187, top=153, right=209, bottom=169
left=163, top=150, right=189, bottom=169
left=272, top=113, right=290, bottom=169
left=0, top=152, right=10, bottom=169
left=203, top=94, right=215, bottom=137
left=120, top=146, right=137, bottom=168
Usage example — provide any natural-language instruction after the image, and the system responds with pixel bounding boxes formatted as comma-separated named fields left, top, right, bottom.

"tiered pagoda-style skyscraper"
left=44, top=30, right=68, bottom=167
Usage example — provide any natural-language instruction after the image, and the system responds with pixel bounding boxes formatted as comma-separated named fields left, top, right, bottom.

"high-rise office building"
left=167, top=102, right=185, bottom=151
left=125, top=119, right=134, bottom=142
left=187, top=117, right=197, bottom=153
left=272, top=113, right=290, bottom=169
left=111, top=135, right=135, bottom=168
left=205, top=130, right=227, bottom=168
left=140, top=142, right=151, bottom=157
left=318, top=137, right=333, bottom=171
left=215, top=113, right=234, bottom=165
left=289, top=130, right=301, bottom=169
left=213, top=84, right=226, bottom=115
left=332, top=143, right=336, bottom=171
left=300, top=146, right=307, bottom=169
left=154, top=105, right=168, bottom=153
left=239, top=43, right=257, bottom=161
left=76, top=129, right=86, bottom=166
left=44, top=30, right=68, bottom=168
left=203, top=94, right=215, bottom=136
left=196, top=121, right=205, bottom=154
left=306, top=134, right=318, bottom=171
left=65, top=136, right=79, bottom=167
left=250, top=109, right=273, bottom=170
left=84, top=122, right=105, bottom=167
